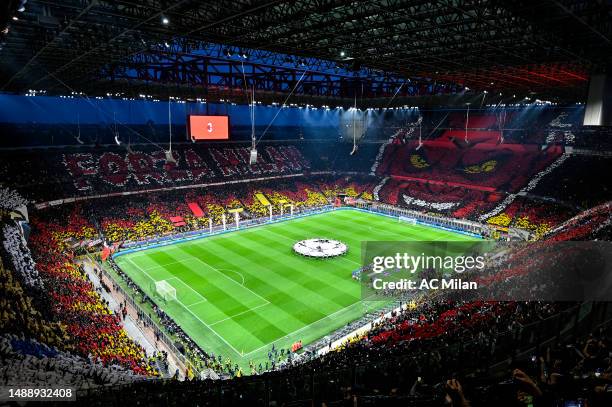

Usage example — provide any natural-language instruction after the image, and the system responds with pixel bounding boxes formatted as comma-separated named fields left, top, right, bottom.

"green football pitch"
left=114, top=209, right=476, bottom=368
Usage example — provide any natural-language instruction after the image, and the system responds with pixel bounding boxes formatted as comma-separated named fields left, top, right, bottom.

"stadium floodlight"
left=465, top=102, right=471, bottom=143
left=164, top=150, right=176, bottom=164
left=415, top=117, right=423, bottom=150
left=155, top=280, right=176, bottom=301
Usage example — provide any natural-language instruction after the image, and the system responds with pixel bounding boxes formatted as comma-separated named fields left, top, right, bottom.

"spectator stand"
left=89, top=255, right=212, bottom=380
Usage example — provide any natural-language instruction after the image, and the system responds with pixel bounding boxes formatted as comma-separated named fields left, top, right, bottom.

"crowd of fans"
left=0, top=239, right=157, bottom=388
left=74, top=301, right=612, bottom=406
left=0, top=111, right=610, bottom=404
left=0, top=333, right=152, bottom=388
left=0, top=256, right=67, bottom=349
left=24, top=224, right=159, bottom=376
left=0, top=186, right=28, bottom=211
left=1, top=222, right=44, bottom=290
left=0, top=198, right=159, bottom=384
left=0, top=127, right=608, bottom=242
left=0, top=142, right=327, bottom=202
left=28, top=175, right=374, bottom=245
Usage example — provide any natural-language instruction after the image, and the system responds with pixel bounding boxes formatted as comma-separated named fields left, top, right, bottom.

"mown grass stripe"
left=115, top=209, right=477, bottom=366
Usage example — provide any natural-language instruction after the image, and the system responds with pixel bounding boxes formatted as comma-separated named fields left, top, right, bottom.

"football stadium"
left=0, top=1, right=611, bottom=406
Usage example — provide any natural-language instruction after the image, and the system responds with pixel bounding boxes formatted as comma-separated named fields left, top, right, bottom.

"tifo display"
left=1, top=3, right=611, bottom=403
left=292, top=238, right=348, bottom=258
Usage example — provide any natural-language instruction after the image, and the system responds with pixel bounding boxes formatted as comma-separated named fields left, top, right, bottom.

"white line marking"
left=208, top=302, right=271, bottom=326
left=186, top=299, right=208, bottom=308
left=126, top=255, right=365, bottom=357
left=189, top=256, right=270, bottom=306
left=124, top=259, right=242, bottom=355
left=174, top=297, right=243, bottom=355
left=126, top=257, right=158, bottom=283
left=129, top=255, right=269, bottom=306
left=217, top=268, right=246, bottom=286
left=242, top=300, right=365, bottom=357
left=164, top=277, right=209, bottom=304
left=137, top=259, right=190, bottom=272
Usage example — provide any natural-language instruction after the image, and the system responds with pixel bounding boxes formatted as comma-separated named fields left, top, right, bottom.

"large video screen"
left=188, top=115, right=230, bottom=140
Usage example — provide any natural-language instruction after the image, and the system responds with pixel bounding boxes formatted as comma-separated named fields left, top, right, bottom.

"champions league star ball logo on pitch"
left=293, top=238, right=348, bottom=259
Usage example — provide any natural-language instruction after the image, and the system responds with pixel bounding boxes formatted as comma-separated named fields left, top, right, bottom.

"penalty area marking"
left=124, top=256, right=365, bottom=357
left=123, top=258, right=243, bottom=355
left=217, top=268, right=246, bottom=286
left=124, top=258, right=209, bottom=305
left=190, top=257, right=270, bottom=306
left=136, top=259, right=247, bottom=286
left=164, top=277, right=208, bottom=305
left=126, top=255, right=269, bottom=306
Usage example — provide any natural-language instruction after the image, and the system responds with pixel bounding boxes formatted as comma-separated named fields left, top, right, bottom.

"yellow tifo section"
left=255, top=193, right=271, bottom=206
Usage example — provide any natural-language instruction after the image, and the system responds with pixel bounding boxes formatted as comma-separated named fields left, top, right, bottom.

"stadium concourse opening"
left=1, top=1, right=611, bottom=406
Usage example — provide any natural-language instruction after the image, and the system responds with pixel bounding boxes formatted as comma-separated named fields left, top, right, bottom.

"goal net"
left=155, top=280, right=177, bottom=301
left=399, top=216, right=417, bottom=225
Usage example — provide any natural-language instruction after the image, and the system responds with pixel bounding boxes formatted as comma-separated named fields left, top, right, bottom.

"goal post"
left=155, top=280, right=177, bottom=301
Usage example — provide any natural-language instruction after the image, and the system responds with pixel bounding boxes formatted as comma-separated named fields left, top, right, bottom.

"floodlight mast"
left=350, top=94, right=358, bottom=155
left=498, top=107, right=506, bottom=144
left=465, top=103, right=471, bottom=143
left=250, top=85, right=257, bottom=162
left=113, top=111, right=121, bottom=145
left=165, top=98, right=176, bottom=164
left=252, top=85, right=255, bottom=149
left=417, top=116, right=423, bottom=149
left=238, top=59, right=258, bottom=164
left=75, top=113, right=84, bottom=144
left=168, top=98, right=172, bottom=154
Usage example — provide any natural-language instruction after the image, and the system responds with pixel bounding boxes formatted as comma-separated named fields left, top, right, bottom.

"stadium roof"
left=1, top=0, right=611, bottom=107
